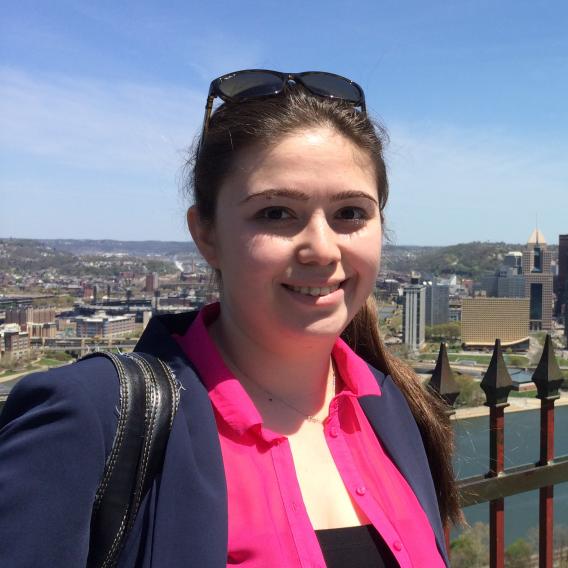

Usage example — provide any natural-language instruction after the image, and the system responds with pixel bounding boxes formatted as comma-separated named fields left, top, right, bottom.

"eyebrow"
left=331, top=190, right=378, bottom=205
left=241, top=188, right=310, bottom=204
left=240, top=188, right=378, bottom=205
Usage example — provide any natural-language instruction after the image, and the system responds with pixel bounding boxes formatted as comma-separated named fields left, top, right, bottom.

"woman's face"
left=192, top=126, right=383, bottom=345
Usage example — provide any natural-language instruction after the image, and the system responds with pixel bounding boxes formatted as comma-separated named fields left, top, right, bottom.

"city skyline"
left=1, top=2, right=567, bottom=245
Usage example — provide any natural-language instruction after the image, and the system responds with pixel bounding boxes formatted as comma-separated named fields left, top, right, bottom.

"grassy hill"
left=382, top=241, right=557, bottom=279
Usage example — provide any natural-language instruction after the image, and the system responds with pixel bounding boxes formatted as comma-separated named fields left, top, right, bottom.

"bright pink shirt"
left=175, top=303, right=444, bottom=567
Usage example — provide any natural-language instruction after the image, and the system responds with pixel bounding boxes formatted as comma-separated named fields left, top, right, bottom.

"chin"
left=279, top=311, right=351, bottom=341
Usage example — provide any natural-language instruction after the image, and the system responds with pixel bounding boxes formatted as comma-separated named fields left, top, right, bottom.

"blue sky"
left=1, top=0, right=567, bottom=245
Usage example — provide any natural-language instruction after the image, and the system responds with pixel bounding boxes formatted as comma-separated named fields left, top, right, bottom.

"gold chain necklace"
left=244, top=362, right=337, bottom=425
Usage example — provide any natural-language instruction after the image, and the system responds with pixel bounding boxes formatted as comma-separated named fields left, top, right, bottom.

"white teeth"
left=289, top=284, right=340, bottom=296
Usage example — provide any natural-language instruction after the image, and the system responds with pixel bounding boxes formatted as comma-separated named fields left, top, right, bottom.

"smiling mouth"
left=283, top=282, right=343, bottom=297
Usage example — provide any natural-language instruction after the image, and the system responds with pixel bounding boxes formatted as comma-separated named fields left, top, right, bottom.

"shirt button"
left=329, top=426, right=339, bottom=438
left=393, top=540, right=403, bottom=551
left=355, top=486, right=367, bottom=496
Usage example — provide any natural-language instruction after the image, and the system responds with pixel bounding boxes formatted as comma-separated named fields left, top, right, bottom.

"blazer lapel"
left=359, top=370, right=450, bottom=567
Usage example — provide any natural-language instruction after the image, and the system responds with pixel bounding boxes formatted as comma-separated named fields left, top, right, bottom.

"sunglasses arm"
left=201, top=93, right=216, bottom=136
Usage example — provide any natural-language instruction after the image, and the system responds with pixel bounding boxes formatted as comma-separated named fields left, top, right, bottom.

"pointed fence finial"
left=428, top=342, right=460, bottom=407
left=532, top=334, right=563, bottom=400
left=480, top=339, right=513, bottom=407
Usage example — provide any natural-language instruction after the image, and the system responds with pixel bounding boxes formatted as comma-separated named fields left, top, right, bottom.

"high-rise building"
left=497, top=270, right=525, bottom=298
left=503, top=251, right=523, bottom=270
left=0, top=327, right=31, bottom=360
left=480, top=251, right=525, bottom=299
left=5, top=306, right=56, bottom=333
left=480, top=273, right=498, bottom=297
left=145, top=272, right=159, bottom=293
left=556, top=234, right=568, bottom=317
left=425, top=279, right=449, bottom=326
left=522, top=229, right=553, bottom=330
left=461, top=298, right=530, bottom=349
left=403, top=277, right=425, bottom=351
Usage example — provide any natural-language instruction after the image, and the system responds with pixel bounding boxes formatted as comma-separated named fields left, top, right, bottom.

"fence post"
left=532, top=334, right=563, bottom=568
left=480, top=339, right=513, bottom=568
left=428, top=342, right=461, bottom=556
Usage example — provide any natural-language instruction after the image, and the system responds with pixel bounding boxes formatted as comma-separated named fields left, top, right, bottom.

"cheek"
left=352, top=229, right=382, bottom=269
left=246, top=231, right=290, bottom=258
left=220, top=232, right=290, bottom=278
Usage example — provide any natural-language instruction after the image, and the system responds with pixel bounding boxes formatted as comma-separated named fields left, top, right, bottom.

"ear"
left=187, top=206, right=220, bottom=269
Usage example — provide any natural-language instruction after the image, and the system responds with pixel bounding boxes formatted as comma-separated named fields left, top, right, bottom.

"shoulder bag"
left=81, top=351, right=180, bottom=568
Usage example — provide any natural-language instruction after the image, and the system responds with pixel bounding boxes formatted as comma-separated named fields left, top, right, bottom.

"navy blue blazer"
left=0, top=311, right=449, bottom=567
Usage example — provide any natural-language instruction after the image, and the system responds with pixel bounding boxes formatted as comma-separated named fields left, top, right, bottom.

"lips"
left=284, top=282, right=342, bottom=297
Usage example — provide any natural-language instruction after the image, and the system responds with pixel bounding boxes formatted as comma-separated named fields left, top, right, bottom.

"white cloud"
left=1, top=67, right=566, bottom=244
left=0, top=67, right=204, bottom=173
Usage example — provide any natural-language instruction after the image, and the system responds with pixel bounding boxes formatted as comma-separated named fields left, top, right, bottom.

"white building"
left=403, top=278, right=426, bottom=351
left=75, top=312, right=136, bottom=338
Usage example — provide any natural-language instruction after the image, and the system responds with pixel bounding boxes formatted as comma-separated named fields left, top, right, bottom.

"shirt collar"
left=174, top=302, right=382, bottom=440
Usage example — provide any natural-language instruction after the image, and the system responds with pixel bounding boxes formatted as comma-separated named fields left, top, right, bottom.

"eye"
left=256, top=207, right=294, bottom=221
left=336, top=207, right=367, bottom=221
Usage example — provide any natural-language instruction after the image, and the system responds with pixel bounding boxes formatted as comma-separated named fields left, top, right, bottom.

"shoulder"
left=362, top=364, right=420, bottom=430
left=0, top=356, right=120, bottom=452
left=0, top=357, right=123, bottom=566
left=366, top=364, right=407, bottom=401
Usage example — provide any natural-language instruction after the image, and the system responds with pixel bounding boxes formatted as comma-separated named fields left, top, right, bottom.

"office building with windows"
left=425, top=279, right=449, bottom=326
left=75, top=313, right=137, bottom=338
left=145, top=272, right=159, bottom=293
left=481, top=251, right=525, bottom=299
left=403, top=277, right=426, bottom=351
left=522, top=229, right=553, bottom=330
left=556, top=234, right=568, bottom=317
left=461, top=298, right=530, bottom=349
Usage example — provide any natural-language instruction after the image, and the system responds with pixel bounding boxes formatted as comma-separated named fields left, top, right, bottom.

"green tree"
left=507, top=355, right=526, bottom=368
left=425, top=322, right=461, bottom=342
left=504, top=538, right=533, bottom=567
left=450, top=522, right=489, bottom=568
left=43, top=350, right=74, bottom=362
left=455, top=374, right=486, bottom=408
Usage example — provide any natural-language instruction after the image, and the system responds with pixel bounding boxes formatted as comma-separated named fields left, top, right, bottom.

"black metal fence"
left=429, top=335, right=567, bottom=568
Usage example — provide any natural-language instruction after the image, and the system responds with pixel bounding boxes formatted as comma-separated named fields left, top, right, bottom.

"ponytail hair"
left=343, top=296, right=462, bottom=526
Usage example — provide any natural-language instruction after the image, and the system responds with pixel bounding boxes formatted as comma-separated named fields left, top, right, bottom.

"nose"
left=296, top=213, right=341, bottom=266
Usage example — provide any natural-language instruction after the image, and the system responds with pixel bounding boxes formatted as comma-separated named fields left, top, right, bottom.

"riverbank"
left=452, top=392, right=568, bottom=420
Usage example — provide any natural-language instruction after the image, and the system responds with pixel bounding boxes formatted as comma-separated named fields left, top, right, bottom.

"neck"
left=209, top=309, right=337, bottom=408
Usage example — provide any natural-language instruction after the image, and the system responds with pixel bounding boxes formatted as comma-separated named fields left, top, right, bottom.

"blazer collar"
left=359, top=369, right=449, bottom=566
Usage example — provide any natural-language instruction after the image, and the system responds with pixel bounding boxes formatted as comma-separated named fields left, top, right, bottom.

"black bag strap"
left=82, top=351, right=180, bottom=568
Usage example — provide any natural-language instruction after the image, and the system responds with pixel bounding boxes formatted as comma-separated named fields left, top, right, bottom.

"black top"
left=315, top=525, right=400, bottom=568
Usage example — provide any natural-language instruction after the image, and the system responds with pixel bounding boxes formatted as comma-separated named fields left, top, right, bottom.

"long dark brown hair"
left=184, top=86, right=461, bottom=527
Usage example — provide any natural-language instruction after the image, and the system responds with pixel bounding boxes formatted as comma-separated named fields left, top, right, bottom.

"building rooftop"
left=527, top=228, right=547, bottom=245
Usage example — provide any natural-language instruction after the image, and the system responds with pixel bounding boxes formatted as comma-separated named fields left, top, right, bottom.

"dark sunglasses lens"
left=217, top=72, right=284, bottom=100
left=300, top=74, right=362, bottom=103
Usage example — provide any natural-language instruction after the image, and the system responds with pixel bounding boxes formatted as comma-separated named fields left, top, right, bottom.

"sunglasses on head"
left=200, top=69, right=366, bottom=140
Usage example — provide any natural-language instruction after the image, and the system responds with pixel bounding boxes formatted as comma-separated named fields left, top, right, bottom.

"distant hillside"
left=1, top=238, right=558, bottom=281
left=0, top=239, right=180, bottom=277
left=0, top=239, right=77, bottom=273
left=40, top=239, right=198, bottom=257
left=382, top=241, right=558, bottom=279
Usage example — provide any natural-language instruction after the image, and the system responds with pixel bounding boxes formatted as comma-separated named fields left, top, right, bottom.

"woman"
left=0, top=70, right=460, bottom=567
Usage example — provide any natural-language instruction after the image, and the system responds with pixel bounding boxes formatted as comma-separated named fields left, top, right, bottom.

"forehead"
left=220, top=127, right=377, bottom=201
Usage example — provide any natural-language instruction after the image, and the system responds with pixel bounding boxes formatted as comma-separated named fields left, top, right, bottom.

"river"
left=453, top=405, right=568, bottom=544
